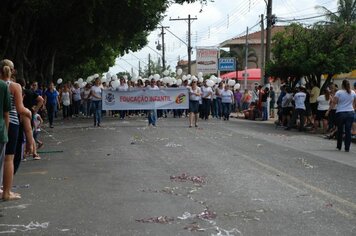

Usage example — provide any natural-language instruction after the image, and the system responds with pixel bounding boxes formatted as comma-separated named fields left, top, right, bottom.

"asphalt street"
left=0, top=115, right=355, bottom=235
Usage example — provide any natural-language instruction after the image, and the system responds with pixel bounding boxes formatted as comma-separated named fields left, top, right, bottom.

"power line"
left=277, top=11, right=339, bottom=22
left=146, top=45, right=162, bottom=57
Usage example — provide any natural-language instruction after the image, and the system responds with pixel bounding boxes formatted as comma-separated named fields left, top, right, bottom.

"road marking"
left=19, top=170, right=48, bottom=175
left=237, top=152, right=356, bottom=219
left=195, top=124, right=356, bottom=219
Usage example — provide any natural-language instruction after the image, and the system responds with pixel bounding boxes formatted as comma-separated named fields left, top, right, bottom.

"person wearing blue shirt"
left=44, top=82, right=60, bottom=128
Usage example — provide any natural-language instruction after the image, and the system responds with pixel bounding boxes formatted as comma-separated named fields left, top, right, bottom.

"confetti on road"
left=170, top=173, right=206, bottom=185
left=136, top=216, right=174, bottom=224
left=183, top=222, right=205, bottom=232
left=0, top=221, right=49, bottom=234
left=165, top=143, right=182, bottom=148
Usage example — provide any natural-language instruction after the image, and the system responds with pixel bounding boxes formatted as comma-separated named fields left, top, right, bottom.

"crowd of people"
left=1, top=58, right=355, bottom=201
left=275, top=80, right=356, bottom=152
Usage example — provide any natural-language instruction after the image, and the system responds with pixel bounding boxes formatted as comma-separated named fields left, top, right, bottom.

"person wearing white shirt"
left=221, top=85, right=234, bottom=120
left=148, top=79, right=159, bottom=126
left=215, top=82, right=223, bottom=119
left=331, top=79, right=356, bottom=152
left=188, top=81, right=201, bottom=127
left=286, top=87, right=306, bottom=131
left=201, top=80, right=213, bottom=120
left=118, top=78, right=128, bottom=120
left=89, top=77, right=103, bottom=127
left=314, top=89, right=331, bottom=133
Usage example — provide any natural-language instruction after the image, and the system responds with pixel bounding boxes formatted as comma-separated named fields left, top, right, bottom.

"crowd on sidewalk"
left=275, top=80, right=356, bottom=152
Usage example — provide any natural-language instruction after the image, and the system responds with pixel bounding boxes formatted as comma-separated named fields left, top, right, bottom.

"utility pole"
left=260, top=14, right=265, bottom=85
left=244, top=27, right=249, bottom=90
left=160, top=26, right=170, bottom=71
left=148, top=53, right=151, bottom=76
left=170, top=15, right=197, bottom=74
left=265, top=0, right=272, bottom=76
left=138, top=61, right=141, bottom=76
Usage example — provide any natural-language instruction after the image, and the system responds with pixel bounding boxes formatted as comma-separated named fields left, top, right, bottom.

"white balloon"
left=106, top=73, right=111, bottom=80
left=192, top=76, right=198, bottom=82
left=112, top=74, right=118, bottom=81
left=131, top=77, right=138, bottom=82
left=101, top=77, right=106, bottom=84
left=123, top=75, right=128, bottom=80
left=112, top=80, right=120, bottom=89
left=206, top=79, right=215, bottom=87
left=186, top=74, right=192, bottom=79
left=57, top=78, right=63, bottom=84
left=78, top=78, right=83, bottom=83
left=172, top=78, right=177, bottom=85
left=217, top=77, right=222, bottom=83
left=198, top=72, right=203, bottom=79
left=79, top=82, right=85, bottom=88
left=228, top=79, right=236, bottom=86
left=188, top=80, right=192, bottom=85
left=177, top=68, right=183, bottom=76
left=198, top=77, right=204, bottom=83
left=212, top=76, right=218, bottom=83
left=153, top=74, right=160, bottom=81
left=149, top=75, right=154, bottom=80
left=162, top=77, right=169, bottom=84
left=94, top=74, right=99, bottom=79
left=234, top=83, right=241, bottom=90
left=176, top=79, right=182, bottom=86
left=182, top=75, right=187, bottom=81
left=163, top=70, right=169, bottom=76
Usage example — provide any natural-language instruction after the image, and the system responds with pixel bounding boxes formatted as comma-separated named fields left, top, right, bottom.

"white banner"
left=102, top=88, right=189, bottom=110
left=196, top=47, right=218, bottom=75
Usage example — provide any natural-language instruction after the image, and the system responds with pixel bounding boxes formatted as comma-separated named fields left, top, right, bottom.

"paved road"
left=1, top=116, right=356, bottom=235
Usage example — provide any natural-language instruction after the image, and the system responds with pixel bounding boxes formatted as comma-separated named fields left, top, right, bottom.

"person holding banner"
left=118, top=78, right=128, bottom=120
left=147, top=79, right=159, bottom=126
left=89, top=77, right=102, bottom=127
left=188, top=81, right=201, bottom=128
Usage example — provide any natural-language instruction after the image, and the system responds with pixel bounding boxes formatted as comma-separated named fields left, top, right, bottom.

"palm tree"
left=317, top=0, right=356, bottom=25
left=220, top=46, right=259, bottom=71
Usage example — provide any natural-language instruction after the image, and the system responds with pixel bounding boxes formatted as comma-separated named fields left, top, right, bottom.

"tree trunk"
left=320, top=74, right=333, bottom=92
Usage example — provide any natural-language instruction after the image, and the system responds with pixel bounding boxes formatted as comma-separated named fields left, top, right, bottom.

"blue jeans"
left=148, top=110, right=157, bottom=125
left=212, top=99, right=218, bottom=118
left=222, top=103, right=231, bottom=120
left=120, top=110, right=126, bottom=119
left=217, top=98, right=222, bottom=118
left=46, top=104, right=56, bottom=126
left=336, top=111, right=354, bottom=151
left=82, top=100, right=90, bottom=116
left=62, top=105, right=70, bottom=119
left=92, top=100, right=102, bottom=125
left=202, top=98, right=211, bottom=120
left=262, top=105, right=268, bottom=121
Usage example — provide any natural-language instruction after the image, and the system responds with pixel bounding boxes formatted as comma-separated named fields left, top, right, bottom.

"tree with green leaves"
left=266, top=22, right=355, bottom=88
left=0, top=0, right=212, bottom=84
left=317, top=0, right=356, bottom=25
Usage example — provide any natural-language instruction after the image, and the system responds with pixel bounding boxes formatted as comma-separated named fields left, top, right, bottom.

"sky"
left=108, top=0, right=337, bottom=76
